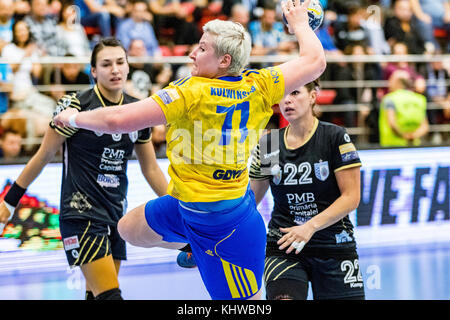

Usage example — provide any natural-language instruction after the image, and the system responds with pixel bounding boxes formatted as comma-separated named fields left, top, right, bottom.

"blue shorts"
left=144, top=189, right=266, bottom=300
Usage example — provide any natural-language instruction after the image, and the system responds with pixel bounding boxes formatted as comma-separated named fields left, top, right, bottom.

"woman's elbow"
left=104, top=112, right=126, bottom=134
left=349, top=193, right=361, bottom=212
left=314, top=55, right=327, bottom=79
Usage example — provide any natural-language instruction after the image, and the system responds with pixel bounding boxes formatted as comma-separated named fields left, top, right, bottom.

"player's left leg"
left=84, top=259, right=122, bottom=300
left=80, top=254, right=122, bottom=299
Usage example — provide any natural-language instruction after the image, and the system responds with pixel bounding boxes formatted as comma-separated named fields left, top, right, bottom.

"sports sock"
left=95, top=288, right=123, bottom=300
left=85, top=290, right=95, bottom=300
left=179, top=244, right=192, bottom=252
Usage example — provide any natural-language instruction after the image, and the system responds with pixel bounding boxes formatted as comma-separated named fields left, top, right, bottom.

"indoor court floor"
left=0, top=241, right=448, bottom=300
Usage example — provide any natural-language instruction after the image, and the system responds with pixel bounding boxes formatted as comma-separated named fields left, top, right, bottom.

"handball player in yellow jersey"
left=54, top=0, right=326, bottom=300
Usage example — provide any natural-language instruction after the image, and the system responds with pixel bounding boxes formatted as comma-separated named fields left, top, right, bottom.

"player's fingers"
left=294, top=240, right=306, bottom=254
left=278, top=234, right=295, bottom=250
left=301, top=0, right=312, bottom=8
left=284, top=0, right=293, bottom=10
left=281, top=0, right=287, bottom=10
left=285, top=241, right=297, bottom=254
left=277, top=235, right=288, bottom=247
left=277, top=228, right=293, bottom=245
left=279, top=227, right=292, bottom=234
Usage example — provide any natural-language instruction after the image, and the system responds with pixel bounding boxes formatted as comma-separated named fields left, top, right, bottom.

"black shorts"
left=264, top=255, right=365, bottom=300
left=59, top=218, right=126, bottom=267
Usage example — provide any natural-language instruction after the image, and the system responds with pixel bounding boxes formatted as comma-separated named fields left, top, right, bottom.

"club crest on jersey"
left=271, top=164, right=282, bottom=185
left=129, top=131, right=138, bottom=143
left=314, top=161, right=329, bottom=181
left=69, top=191, right=92, bottom=213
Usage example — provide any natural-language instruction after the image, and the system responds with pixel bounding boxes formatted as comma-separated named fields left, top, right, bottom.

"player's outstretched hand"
left=277, top=223, right=315, bottom=254
left=281, top=0, right=311, bottom=34
left=53, top=108, right=79, bottom=129
left=0, top=201, right=13, bottom=234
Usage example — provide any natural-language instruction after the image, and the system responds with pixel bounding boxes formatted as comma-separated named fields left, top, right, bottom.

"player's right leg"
left=117, top=195, right=187, bottom=250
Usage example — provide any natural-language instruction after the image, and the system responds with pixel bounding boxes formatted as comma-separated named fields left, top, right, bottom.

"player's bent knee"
left=117, top=209, right=145, bottom=246
left=117, top=214, right=133, bottom=244
left=118, top=205, right=162, bottom=247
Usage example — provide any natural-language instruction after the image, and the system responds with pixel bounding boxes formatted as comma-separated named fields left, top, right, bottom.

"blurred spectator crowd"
left=0, top=0, right=449, bottom=162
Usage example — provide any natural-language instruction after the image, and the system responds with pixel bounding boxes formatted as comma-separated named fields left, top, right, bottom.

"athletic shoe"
left=177, top=251, right=197, bottom=268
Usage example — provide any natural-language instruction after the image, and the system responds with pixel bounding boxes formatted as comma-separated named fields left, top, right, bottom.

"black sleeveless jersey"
left=250, top=119, right=362, bottom=259
left=50, top=86, right=151, bottom=225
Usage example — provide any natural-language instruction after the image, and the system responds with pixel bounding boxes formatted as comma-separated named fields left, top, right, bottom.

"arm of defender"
left=278, top=166, right=361, bottom=254
left=306, top=166, right=361, bottom=231
left=53, top=97, right=167, bottom=134
left=250, top=179, right=270, bottom=205
left=0, top=127, right=65, bottom=224
left=278, top=0, right=327, bottom=97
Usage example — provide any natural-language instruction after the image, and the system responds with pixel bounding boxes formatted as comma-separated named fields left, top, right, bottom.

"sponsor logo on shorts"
left=63, top=236, right=80, bottom=251
left=71, top=250, right=79, bottom=259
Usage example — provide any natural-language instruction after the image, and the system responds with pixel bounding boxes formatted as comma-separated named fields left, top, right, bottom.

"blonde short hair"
left=203, top=19, right=251, bottom=76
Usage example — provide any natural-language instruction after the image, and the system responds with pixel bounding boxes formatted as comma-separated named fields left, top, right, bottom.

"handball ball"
left=282, top=0, right=324, bottom=31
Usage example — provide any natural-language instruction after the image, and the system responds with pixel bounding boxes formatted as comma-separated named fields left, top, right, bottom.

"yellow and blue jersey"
left=151, top=67, right=285, bottom=202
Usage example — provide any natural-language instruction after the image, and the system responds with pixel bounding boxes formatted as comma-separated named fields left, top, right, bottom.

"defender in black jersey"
left=0, top=38, right=168, bottom=300
left=250, top=81, right=365, bottom=300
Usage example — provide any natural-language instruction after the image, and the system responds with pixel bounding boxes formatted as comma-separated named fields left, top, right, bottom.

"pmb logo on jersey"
left=314, top=161, right=329, bottom=181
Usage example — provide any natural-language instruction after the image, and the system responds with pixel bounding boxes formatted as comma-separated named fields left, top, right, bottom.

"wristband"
left=4, top=182, right=27, bottom=207
left=68, top=113, right=78, bottom=128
